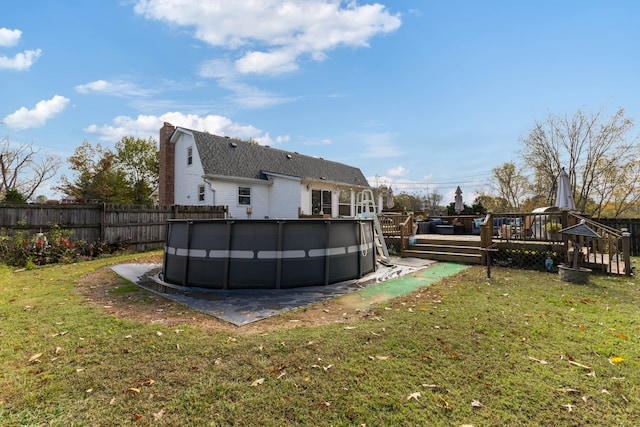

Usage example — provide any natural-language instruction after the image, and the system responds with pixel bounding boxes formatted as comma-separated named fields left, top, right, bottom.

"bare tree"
left=0, top=136, right=62, bottom=200
left=519, top=108, right=638, bottom=217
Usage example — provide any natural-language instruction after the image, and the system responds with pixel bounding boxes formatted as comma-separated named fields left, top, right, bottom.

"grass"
left=1, top=251, right=639, bottom=426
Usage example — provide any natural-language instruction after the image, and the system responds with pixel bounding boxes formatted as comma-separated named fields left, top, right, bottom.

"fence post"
left=101, top=203, right=106, bottom=243
left=622, top=230, right=632, bottom=276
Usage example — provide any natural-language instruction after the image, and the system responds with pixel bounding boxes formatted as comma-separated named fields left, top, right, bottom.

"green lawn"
left=1, top=252, right=639, bottom=426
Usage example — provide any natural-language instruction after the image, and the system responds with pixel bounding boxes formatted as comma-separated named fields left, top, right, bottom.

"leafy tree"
left=114, top=136, right=158, bottom=205
left=519, top=107, right=638, bottom=217
left=473, top=192, right=510, bottom=213
left=491, top=162, right=530, bottom=212
left=389, top=191, right=425, bottom=212
left=3, top=188, right=26, bottom=203
left=57, top=141, right=130, bottom=203
left=0, top=136, right=61, bottom=200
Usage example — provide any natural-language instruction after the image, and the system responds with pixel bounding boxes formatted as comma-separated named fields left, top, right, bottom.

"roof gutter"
left=203, top=174, right=273, bottom=186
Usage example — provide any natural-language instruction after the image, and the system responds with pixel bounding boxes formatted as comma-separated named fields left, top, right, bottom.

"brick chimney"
left=158, top=122, right=176, bottom=206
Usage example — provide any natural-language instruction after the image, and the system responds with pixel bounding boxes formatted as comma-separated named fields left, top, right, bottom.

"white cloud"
left=0, top=48, right=42, bottom=71
left=3, top=95, right=69, bottom=130
left=134, top=0, right=401, bottom=75
left=387, top=166, right=408, bottom=177
left=199, top=59, right=294, bottom=108
left=0, top=28, right=22, bottom=47
left=84, top=112, right=289, bottom=144
left=75, top=79, right=154, bottom=97
left=358, top=132, right=405, bottom=158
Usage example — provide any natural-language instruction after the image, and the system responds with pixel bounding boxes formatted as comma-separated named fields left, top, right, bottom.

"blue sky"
left=2, top=1, right=639, bottom=203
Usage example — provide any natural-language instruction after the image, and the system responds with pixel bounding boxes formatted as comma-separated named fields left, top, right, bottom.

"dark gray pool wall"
left=162, top=219, right=377, bottom=289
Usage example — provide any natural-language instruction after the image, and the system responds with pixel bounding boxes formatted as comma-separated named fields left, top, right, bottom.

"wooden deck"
left=401, top=233, right=628, bottom=274
left=378, top=211, right=632, bottom=276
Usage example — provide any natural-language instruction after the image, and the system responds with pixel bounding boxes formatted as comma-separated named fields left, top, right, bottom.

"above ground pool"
left=162, top=218, right=377, bottom=290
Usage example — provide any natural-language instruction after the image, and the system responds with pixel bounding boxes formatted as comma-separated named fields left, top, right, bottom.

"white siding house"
left=159, top=123, right=371, bottom=219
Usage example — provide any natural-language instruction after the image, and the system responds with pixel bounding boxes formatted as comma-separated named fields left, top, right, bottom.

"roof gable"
left=177, top=128, right=369, bottom=187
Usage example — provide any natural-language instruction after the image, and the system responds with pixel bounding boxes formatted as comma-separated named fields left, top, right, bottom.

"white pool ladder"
left=356, top=189, right=391, bottom=264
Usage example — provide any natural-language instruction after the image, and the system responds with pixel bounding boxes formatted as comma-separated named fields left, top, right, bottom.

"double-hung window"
left=238, top=186, right=251, bottom=205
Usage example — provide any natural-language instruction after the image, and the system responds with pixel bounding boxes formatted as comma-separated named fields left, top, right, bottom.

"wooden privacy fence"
left=0, top=204, right=228, bottom=251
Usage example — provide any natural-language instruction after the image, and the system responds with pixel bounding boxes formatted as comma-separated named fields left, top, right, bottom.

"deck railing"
left=480, top=211, right=631, bottom=275
left=377, top=212, right=412, bottom=255
left=567, top=213, right=631, bottom=275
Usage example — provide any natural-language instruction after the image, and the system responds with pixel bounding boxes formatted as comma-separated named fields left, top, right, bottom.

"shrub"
left=0, top=223, right=131, bottom=268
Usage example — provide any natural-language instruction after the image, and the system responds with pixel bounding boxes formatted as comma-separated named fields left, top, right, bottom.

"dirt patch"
left=75, top=255, right=379, bottom=334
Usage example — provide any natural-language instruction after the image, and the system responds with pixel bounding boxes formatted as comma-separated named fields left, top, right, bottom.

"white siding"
left=171, top=132, right=362, bottom=218
left=268, top=175, right=302, bottom=218
left=173, top=134, right=207, bottom=205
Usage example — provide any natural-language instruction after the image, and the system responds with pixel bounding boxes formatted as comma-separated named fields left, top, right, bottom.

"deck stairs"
left=355, top=190, right=391, bottom=265
left=403, top=236, right=483, bottom=264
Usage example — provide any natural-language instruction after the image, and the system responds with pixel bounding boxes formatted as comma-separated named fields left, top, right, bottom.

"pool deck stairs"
left=403, top=234, right=483, bottom=265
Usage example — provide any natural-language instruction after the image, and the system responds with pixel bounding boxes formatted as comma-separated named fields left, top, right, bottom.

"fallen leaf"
left=109, top=397, right=116, bottom=405
left=320, top=401, right=331, bottom=407
left=601, top=389, right=610, bottom=395
left=375, top=355, right=389, bottom=360
left=323, top=364, right=334, bottom=371
left=156, top=331, right=163, bottom=336
left=28, top=353, right=43, bottom=363
left=128, top=387, right=141, bottom=394
left=86, top=388, right=93, bottom=393
left=438, top=396, right=450, bottom=409
left=568, top=360, right=591, bottom=370
left=135, top=413, right=143, bottom=419
left=407, top=391, right=421, bottom=401
left=528, top=356, right=548, bottom=365
left=609, top=356, right=624, bottom=364
left=153, top=408, right=166, bottom=420
left=562, top=403, right=574, bottom=412
left=143, top=379, right=155, bottom=386
left=276, top=370, right=286, bottom=379
left=471, top=399, right=482, bottom=407
left=344, top=326, right=356, bottom=330
left=556, top=388, right=580, bottom=394
left=251, top=378, right=265, bottom=386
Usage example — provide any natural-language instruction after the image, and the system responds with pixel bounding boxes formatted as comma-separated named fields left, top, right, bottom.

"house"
left=158, top=122, right=371, bottom=219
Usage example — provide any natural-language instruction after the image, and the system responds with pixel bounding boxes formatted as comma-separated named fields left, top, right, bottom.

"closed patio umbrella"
left=555, top=168, right=575, bottom=211
left=454, top=186, right=463, bottom=214
left=386, top=186, right=394, bottom=209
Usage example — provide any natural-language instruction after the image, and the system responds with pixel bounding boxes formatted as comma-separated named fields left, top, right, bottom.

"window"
left=338, top=189, right=351, bottom=216
left=187, top=146, right=193, bottom=166
left=311, top=189, right=332, bottom=215
left=198, top=184, right=205, bottom=202
left=238, top=186, right=251, bottom=205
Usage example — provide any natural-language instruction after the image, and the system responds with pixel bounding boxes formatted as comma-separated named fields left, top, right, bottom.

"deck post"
left=622, top=230, right=632, bottom=276
left=480, top=213, right=493, bottom=265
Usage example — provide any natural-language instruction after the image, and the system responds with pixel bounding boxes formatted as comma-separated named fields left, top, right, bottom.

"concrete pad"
left=110, top=257, right=465, bottom=326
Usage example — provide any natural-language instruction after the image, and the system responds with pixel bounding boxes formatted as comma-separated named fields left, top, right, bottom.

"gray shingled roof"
left=183, top=128, right=370, bottom=187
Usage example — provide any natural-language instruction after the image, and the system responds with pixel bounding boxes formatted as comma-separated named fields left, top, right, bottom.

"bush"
left=0, top=223, right=131, bottom=268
